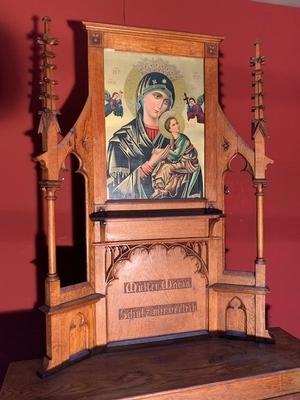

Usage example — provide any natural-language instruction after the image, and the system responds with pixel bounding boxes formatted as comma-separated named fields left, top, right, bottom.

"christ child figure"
left=151, top=116, right=201, bottom=199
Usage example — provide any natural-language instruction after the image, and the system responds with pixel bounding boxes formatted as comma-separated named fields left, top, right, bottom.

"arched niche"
left=56, top=153, right=87, bottom=286
left=224, top=153, right=256, bottom=272
left=225, top=296, right=247, bottom=336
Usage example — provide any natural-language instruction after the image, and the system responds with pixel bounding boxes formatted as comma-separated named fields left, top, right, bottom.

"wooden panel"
left=42, top=303, right=97, bottom=371
left=220, top=270, right=256, bottom=286
left=103, top=35, right=204, bottom=57
left=97, top=199, right=208, bottom=212
left=216, top=292, right=255, bottom=336
left=60, top=282, right=95, bottom=304
left=105, top=217, right=209, bottom=241
left=106, top=243, right=208, bottom=342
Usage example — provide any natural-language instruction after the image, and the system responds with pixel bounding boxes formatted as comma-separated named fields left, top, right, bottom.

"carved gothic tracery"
left=105, top=242, right=208, bottom=286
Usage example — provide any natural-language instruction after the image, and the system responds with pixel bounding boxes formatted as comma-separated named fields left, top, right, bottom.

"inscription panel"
left=106, top=244, right=208, bottom=342
left=119, top=302, right=197, bottom=320
left=124, top=277, right=192, bottom=294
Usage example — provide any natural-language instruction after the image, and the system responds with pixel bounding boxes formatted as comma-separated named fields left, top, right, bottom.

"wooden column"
left=41, top=181, right=61, bottom=306
left=45, top=186, right=59, bottom=278
left=255, top=181, right=266, bottom=265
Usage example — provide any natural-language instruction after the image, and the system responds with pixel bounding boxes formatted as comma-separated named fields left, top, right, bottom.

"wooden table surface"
left=1, top=328, right=300, bottom=400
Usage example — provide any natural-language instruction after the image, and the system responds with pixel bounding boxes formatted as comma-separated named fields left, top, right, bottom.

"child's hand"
left=148, top=145, right=170, bottom=168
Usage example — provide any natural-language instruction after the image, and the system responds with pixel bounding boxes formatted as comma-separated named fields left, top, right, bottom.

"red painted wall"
left=1, top=0, right=300, bottom=384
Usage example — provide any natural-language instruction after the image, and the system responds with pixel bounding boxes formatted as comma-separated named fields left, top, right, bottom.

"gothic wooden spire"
left=37, top=16, right=59, bottom=113
left=37, top=16, right=61, bottom=153
left=250, top=41, right=266, bottom=138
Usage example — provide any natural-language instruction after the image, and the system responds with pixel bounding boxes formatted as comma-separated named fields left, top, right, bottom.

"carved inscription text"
left=124, top=277, right=192, bottom=294
left=119, top=302, right=197, bottom=320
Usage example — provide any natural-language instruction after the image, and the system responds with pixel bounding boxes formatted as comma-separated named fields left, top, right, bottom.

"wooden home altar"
left=1, top=328, right=300, bottom=399
left=33, top=17, right=275, bottom=376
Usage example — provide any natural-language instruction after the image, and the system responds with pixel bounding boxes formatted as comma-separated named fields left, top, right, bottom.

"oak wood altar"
left=1, top=328, right=300, bottom=399
left=35, top=17, right=273, bottom=374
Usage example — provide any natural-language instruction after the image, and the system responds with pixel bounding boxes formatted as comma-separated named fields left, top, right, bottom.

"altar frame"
left=84, top=22, right=222, bottom=211
left=35, top=19, right=273, bottom=375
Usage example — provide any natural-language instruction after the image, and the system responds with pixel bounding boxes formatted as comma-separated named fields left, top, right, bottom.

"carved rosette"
left=205, top=42, right=218, bottom=58
left=223, top=137, right=230, bottom=151
left=88, top=31, right=102, bottom=47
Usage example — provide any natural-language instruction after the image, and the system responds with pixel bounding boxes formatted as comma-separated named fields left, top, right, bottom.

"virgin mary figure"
left=107, top=72, right=175, bottom=199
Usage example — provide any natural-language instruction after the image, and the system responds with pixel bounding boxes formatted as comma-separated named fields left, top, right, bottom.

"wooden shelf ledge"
left=40, top=293, right=104, bottom=315
left=210, top=283, right=270, bottom=295
left=90, top=207, right=223, bottom=222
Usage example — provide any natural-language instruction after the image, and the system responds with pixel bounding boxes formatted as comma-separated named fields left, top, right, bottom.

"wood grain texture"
left=1, top=328, right=300, bottom=400
left=106, top=244, right=208, bottom=342
left=34, top=21, right=273, bottom=373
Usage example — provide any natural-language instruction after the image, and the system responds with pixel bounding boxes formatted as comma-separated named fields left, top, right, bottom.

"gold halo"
left=159, top=111, right=186, bottom=139
left=124, top=68, right=186, bottom=118
left=124, top=69, right=143, bottom=117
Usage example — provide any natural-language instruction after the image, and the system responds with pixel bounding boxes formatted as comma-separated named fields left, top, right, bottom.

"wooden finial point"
left=250, top=40, right=266, bottom=136
left=42, top=16, right=52, bottom=23
left=37, top=16, right=59, bottom=113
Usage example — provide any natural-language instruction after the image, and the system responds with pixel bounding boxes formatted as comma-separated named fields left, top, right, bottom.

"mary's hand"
left=148, top=145, right=170, bottom=168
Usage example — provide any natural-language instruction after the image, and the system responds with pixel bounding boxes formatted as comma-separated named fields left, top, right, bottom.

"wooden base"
left=1, top=328, right=300, bottom=400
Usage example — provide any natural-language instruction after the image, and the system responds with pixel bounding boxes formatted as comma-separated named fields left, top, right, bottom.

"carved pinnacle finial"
left=250, top=41, right=266, bottom=138
left=37, top=16, right=59, bottom=114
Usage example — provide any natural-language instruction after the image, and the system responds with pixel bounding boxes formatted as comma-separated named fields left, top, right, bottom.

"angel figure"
left=105, top=90, right=124, bottom=117
left=184, top=93, right=205, bottom=123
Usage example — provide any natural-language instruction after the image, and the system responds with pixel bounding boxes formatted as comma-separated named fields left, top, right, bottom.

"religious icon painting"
left=104, top=50, right=205, bottom=201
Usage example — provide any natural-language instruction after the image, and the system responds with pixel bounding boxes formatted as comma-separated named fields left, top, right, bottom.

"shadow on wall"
left=0, top=17, right=90, bottom=387
left=0, top=15, right=44, bottom=388
left=0, top=310, right=44, bottom=386
left=0, top=28, right=22, bottom=119
left=25, top=17, right=88, bottom=287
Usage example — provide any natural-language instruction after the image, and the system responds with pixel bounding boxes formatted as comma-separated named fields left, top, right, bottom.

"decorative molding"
left=210, top=283, right=269, bottom=295
left=91, top=208, right=222, bottom=221
left=205, top=42, right=218, bottom=58
left=40, top=293, right=103, bottom=315
left=105, top=245, right=131, bottom=286
left=222, top=137, right=230, bottom=151
left=243, top=159, right=255, bottom=177
left=89, top=31, right=102, bottom=47
left=224, top=153, right=254, bottom=178
left=209, top=217, right=222, bottom=236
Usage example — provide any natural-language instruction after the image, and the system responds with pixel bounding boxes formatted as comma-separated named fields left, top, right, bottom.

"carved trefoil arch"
left=225, top=296, right=247, bottom=336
